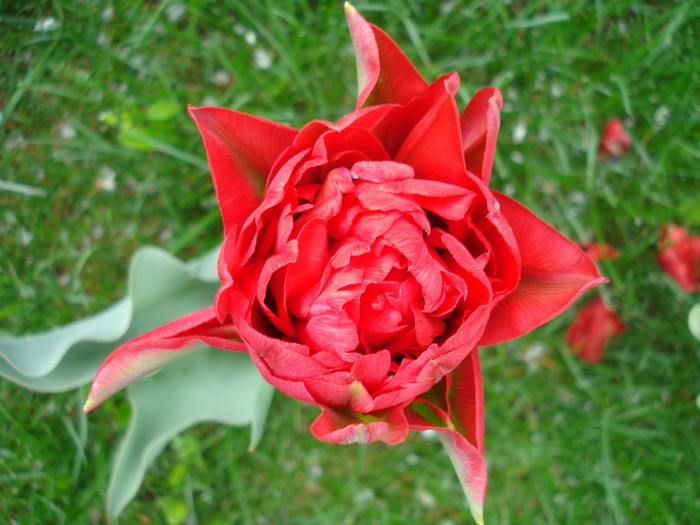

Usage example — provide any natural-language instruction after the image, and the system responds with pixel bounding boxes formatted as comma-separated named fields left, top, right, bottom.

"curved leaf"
left=107, top=348, right=275, bottom=520
left=0, top=246, right=220, bottom=392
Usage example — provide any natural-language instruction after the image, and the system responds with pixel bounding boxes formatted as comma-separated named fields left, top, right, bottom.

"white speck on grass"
left=210, top=70, right=231, bottom=86
left=354, top=488, right=374, bottom=504
left=308, top=464, right=323, bottom=478
left=97, top=32, right=111, bottom=47
left=653, top=105, right=670, bottom=127
left=522, top=342, right=546, bottom=364
left=245, top=31, right=257, bottom=45
left=512, top=121, right=527, bottom=144
left=4, top=134, right=25, bottom=150
left=166, top=3, right=186, bottom=23
left=57, top=270, right=70, bottom=288
left=96, top=165, right=117, bottom=192
left=58, top=121, right=77, bottom=139
left=158, top=226, right=173, bottom=243
left=440, top=1, right=458, bottom=15
left=101, top=6, right=114, bottom=22
left=416, top=490, right=436, bottom=509
left=234, top=23, right=245, bottom=35
left=510, top=151, right=525, bottom=165
left=34, top=16, right=60, bottom=33
left=405, top=453, right=419, bottom=465
left=504, top=182, right=516, bottom=196
left=19, top=227, right=33, bottom=247
left=550, top=82, right=563, bottom=98
left=5, top=210, right=18, bottom=227
left=91, top=223, right=105, bottom=240
left=570, top=191, right=587, bottom=205
left=253, top=48, right=273, bottom=70
left=202, top=95, right=219, bottom=106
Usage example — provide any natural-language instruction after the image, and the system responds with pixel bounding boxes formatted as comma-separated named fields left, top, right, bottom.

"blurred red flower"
left=657, top=224, right=700, bottom=293
left=599, top=118, right=632, bottom=158
left=579, top=242, right=620, bottom=262
left=565, top=296, right=625, bottom=363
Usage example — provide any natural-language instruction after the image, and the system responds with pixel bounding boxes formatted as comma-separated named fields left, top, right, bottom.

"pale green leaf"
left=688, top=303, right=700, bottom=342
left=107, top=347, right=275, bottom=520
left=0, top=245, right=220, bottom=391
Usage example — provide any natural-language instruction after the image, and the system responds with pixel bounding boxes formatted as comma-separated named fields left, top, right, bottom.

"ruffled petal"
left=189, top=106, right=298, bottom=235
left=479, top=193, right=606, bottom=346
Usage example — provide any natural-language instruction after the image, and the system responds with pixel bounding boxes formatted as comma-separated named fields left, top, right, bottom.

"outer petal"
left=310, top=405, right=409, bottom=445
left=189, top=106, right=298, bottom=235
left=345, top=3, right=428, bottom=109
left=84, top=306, right=245, bottom=411
left=460, top=87, right=503, bottom=185
left=479, top=193, right=606, bottom=346
left=406, top=350, right=487, bottom=525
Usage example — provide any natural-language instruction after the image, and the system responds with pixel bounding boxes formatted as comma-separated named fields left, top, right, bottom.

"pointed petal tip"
left=489, top=87, right=503, bottom=109
left=83, top=397, right=99, bottom=413
left=344, top=2, right=356, bottom=14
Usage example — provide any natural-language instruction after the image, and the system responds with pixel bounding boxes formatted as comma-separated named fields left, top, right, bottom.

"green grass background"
left=2, top=0, right=699, bottom=523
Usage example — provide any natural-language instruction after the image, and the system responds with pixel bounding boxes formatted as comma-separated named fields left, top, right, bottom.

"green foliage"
left=2, top=0, right=700, bottom=523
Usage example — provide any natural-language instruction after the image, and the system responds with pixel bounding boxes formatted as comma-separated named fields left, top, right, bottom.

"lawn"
left=2, top=0, right=699, bottom=524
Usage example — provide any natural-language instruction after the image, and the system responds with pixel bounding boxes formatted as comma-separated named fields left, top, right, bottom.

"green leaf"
left=107, top=347, right=275, bottom=520
left=688, top=303, right=700, bottom=342
left=146, top=99, right=181, bottom=122
left=0, top=245, right=220, bottom=391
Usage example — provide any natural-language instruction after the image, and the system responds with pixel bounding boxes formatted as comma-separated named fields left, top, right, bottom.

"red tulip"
left=599, top=118, right=632, bottom=158
left=657, top=224, right=700, bottom=293
left=85, top=5, right=605, bottom=520
left=565, top=296, right=625, bottom=363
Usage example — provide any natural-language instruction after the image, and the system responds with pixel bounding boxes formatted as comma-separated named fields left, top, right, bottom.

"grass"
left=2, top=0, right=700, bottom=523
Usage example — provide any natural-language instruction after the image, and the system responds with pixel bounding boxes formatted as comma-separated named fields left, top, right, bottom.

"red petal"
left=345, top=4, right=428, bottom=109
left=599, top=118, right=631, bottom=157
left=479, top=193, right=606, bottom=346
left=439, top=430, right=487, bottom=525
left=405, top=350, right=487, bottom=524
left=310, top=405, right=408, bottom=444
left=394, top=74, right=468, bottom=187
left=657, top=224, right=700, bottom=293
left=447, top=348, right=484, bottom=452
left=565, top=296, right=625, bottom=364
left=460, top=87, right=503, bottom=185
left=84, top=306, right=245, bottom=411
left=189, top=106, right=297, bottom=235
